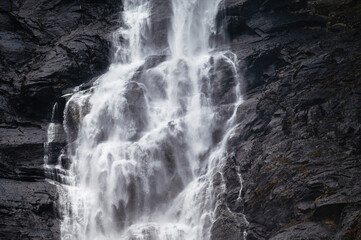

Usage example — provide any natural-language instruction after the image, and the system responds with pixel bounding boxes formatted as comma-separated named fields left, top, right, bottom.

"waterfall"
left=44, top=102, right=68, bottom=183
left=50, top=0, right=246, bottom=239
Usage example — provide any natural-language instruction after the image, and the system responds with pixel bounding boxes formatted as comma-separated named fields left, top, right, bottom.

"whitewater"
left=44, top=0, right=246, bottom=239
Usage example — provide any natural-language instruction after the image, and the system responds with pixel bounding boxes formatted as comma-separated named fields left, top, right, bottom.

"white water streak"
left=47, top=0, right=247, bottom=239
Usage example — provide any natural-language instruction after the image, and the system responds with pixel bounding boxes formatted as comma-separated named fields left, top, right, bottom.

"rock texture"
left=0, top=126, right=60, bottom=239
left=217, top=0, right=361, bottom=239
left=0, top=0, right=122, bottom=239
left=1, top=0, right=361, bottom=239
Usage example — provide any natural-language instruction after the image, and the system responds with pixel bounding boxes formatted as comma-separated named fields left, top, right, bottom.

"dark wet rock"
left=132, top=54, right=168, bottom=100
left=209, top=55, right=238, bottom=106
left=0, top=0, right=123, bottom=238
left=0, top=178, right=60, bottom=240
left=149, top=0, right=172, bottom=51
left=0, top=124, right=60, bottom=239
left=60, top=154, right=71, bottom=170
left=0, top=0, right=123, bottom=121
left=247, top=12, right=326, bottom=34
left=141, top=54, right=168, bottom=70
left=123, top=81, right=148, bottom=137
left=218, top=0, right=361, bottom=239
left=215, top=0, right=262, bottom=42
left=242, top=47, right=287, bottom=92
left=44, top=124, right=67, bottom=165
left=269, top=222, right=332, bottom=240
left=329, top=23, right=348, bottom=32
left=210, top=203, right=247, bottom=240
left=64, top=91, right=92, bottom=143
left=221, top=0, right=262, bottom=19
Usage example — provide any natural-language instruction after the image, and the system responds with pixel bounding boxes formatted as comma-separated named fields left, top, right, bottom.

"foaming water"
left=47, top=0, right=246, bottom=239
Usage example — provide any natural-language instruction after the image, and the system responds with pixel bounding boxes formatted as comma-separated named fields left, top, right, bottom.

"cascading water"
left=44, top=102, right=68, bottom=182
left=49, top=0, right=247, bottom=239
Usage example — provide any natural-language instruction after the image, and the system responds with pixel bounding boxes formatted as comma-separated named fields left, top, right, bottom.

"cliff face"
left=0, top=0, right=360, bottom=239
left=220, top=0, right=361, bottom=239
left=0, top=0, right=122, bottom=239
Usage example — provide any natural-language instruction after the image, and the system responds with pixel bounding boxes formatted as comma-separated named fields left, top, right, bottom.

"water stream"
left=46, top=0, right=246, bottom=239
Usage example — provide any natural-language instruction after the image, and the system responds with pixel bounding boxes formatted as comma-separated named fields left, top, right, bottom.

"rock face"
left=0, top=0, right=361, bottom=239
left=0, top=0, right=123, bottom=120
left=0, top=0, right=122, bottom=239
left=0, top=126, right=60, bottom=239
left=217, top=0, right=361, bottom=239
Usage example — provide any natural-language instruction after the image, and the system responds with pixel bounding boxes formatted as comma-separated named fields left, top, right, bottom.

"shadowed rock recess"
left=0, top=0, right=360, bottom=239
